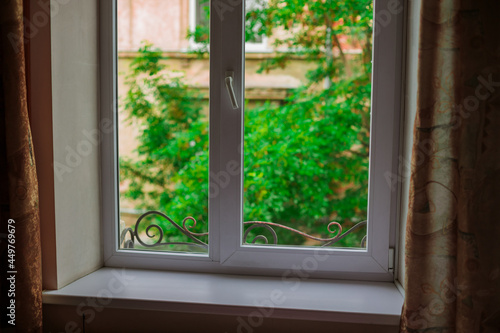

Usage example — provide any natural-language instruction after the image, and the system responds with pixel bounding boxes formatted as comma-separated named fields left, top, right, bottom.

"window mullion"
left=211, top=0, right=245, bottom=263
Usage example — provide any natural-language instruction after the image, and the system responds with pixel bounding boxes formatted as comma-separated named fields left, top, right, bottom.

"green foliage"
left=120, top=0, right=373, bottom=249
left=243, top=80, right=370, bottom=245
left=240, top=0, right=373, bottom=245
left=247, top=0, right=373, bottom=80
left=120, top=43, right=209, bottom=246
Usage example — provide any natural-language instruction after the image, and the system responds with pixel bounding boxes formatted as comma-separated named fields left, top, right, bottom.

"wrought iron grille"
left=120, top=210, right=367, bottom=251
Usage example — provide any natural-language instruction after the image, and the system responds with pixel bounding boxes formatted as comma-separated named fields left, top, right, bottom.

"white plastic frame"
left=101, top=0, right=405, bottom=281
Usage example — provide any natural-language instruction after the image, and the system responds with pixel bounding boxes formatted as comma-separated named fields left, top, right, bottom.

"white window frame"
left=101, top=0, right=405, bottom=281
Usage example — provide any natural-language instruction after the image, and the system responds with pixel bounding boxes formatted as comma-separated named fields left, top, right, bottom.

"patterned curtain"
left=400, top=0, right=500, bottom=332
left=0, top=0, right=43, bottom=331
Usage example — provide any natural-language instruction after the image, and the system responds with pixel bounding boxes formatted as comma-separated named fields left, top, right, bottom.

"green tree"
left=120, top=0, right=373, bottom=248
left=120, top=43, right=209, bottom=247
left=241, top=0, right=373, bottom=245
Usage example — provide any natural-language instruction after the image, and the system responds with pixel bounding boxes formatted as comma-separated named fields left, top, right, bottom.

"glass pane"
left=117, top=0, right=210, bottom=253
left=243, top=0, right=372, bottom=249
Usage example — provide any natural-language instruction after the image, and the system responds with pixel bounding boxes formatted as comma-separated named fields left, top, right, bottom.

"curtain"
left=0, top=0, right=43, bottom=331
left=400, top=0, right=500, bottom=332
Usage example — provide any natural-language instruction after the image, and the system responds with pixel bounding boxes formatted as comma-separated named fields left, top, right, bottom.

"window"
left=102, top=0, right=404, bottom=281
left=189, top=0, right=268, bottom=52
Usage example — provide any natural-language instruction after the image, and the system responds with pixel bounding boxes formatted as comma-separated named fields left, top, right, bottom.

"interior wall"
left=50, top=0, right=102, bottom=288
left=397, top=0, right=421, bottom=286
left=43, top=305, right=399, bottom=333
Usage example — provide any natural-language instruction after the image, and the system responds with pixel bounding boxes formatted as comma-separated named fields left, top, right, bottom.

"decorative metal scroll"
left=120, top=210, right=367, bottom=251
left=242, top=220, right=367, bottom=247
left=120, top=210, right=209, bottom=252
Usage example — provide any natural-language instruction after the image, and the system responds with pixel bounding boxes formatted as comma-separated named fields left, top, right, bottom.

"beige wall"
left=51, top=0, right=103, bottom=288
left=118, top=0, right=190, bottom=52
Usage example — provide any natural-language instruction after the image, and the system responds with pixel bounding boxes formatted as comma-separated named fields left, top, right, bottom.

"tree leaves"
left=120, top=0, right=373, bottom=247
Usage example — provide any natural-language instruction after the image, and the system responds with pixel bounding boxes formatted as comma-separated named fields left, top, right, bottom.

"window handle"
left=224, top=71, right=239, bottom=109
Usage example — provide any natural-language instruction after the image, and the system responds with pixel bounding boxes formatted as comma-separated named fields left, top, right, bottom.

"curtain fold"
left=0, top=0, right=43, bottom=331
left=400, top=0, right=500, bottom=332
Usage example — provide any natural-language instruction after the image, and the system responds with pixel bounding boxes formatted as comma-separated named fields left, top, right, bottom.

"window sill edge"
left=43, top=267, right=403, bottom=326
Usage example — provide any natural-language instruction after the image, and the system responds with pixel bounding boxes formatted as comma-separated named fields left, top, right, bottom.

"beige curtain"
left=400, top=0, right=500, bottom=332
left=0, top=0, right=43, bottom=331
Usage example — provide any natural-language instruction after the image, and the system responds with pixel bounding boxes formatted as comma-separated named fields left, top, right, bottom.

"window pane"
left=243, top=0, right=372, bottom=249
left=194, top=0, right=209, bottom=43
left=117, top=0, right=209, bottom=253
left=245, top=0, right=264, bottom=44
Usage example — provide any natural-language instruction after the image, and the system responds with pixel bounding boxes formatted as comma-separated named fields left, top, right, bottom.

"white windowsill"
left=43, top=268, right=403, bottom=326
